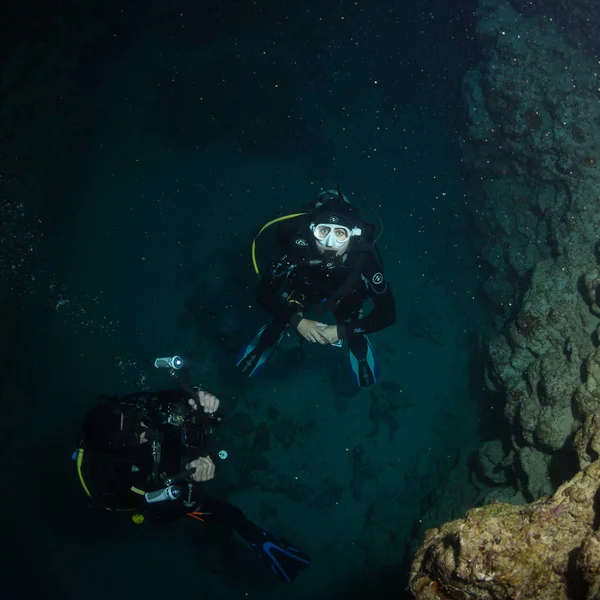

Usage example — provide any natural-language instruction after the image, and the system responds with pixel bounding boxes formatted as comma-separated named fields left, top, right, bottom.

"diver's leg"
left=347, top=333, right=377, bottom=386
left=236, top=319, right=287, bottom=377
left=333, top=303, right=378, bottom=387
left=187, top=494, right=310, bottom=583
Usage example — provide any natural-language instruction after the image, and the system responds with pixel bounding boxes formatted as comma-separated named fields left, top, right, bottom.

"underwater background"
left=1, top=1, right=494, bottom=598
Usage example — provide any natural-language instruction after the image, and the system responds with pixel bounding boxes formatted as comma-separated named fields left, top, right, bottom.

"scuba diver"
left=74, top=375, right=310, bottom=584
left=237, top=187, right=396, bottom=386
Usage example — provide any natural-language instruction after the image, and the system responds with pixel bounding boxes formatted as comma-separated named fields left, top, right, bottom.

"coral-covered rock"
left=578, top=529, right=600, bottom=598
left=481, top=485, right=527, bottom=507
left=574, top=414, right=600, bottom=469
left=409, top=454, right=600, bottom=599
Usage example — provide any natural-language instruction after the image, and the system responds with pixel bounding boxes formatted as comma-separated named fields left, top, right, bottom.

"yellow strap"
left=77, top=447, right=146, bottom=512
left=251, top=212, right=309, bottom=276
left=76, top=448, right=92, bottom=498
left=251, top=238, right=260, bottom=276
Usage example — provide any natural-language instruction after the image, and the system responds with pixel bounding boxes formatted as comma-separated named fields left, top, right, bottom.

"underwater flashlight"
left=154, top=356, right=184, bottom=369
left=145, top=485, right=180, bottom=503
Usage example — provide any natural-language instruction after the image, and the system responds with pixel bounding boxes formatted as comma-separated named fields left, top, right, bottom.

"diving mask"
left=311, top=223, right=362, bottom=248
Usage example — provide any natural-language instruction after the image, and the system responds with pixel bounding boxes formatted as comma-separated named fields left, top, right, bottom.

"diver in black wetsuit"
left=75, top=388, right=310, bottom=583
left=237, top=188, right=396, bottom=386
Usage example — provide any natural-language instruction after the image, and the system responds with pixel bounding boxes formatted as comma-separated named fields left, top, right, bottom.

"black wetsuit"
left=79, top=390, right=251, bottom=531
left=254, top=214, right=396, bottom=357
left=78, top=390, right=311, bottom=583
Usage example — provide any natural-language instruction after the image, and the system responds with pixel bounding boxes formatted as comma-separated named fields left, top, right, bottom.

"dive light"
left=154, top=356, right=184, bottom=370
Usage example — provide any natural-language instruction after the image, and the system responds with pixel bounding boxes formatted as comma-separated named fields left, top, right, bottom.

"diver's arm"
left=337, top=286, right=395, bottom=338
left=256, top=258, right=299, bottom=324
left=134, top=456, right=213, bottom=517
left=337, top=258, right=396, bottom=338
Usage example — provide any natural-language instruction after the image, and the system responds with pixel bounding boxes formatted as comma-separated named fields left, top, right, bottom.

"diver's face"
left=312, top=224, right=351, bottom=255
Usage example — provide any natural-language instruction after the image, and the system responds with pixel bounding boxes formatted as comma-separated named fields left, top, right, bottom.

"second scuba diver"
left=74, top=384, right=310, bottom=583
left=237, top=188, right=396, bottom=387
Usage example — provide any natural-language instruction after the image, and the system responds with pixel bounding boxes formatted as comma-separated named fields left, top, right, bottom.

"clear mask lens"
left=313, top=224, right=350, bottom=246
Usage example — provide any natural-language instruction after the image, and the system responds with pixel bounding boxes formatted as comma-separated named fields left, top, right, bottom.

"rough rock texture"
left=409, top=415, right=600, bottom=599
left=465, top=0, right=600, bottom=499
left=514, top=446, right=552, bottom=500
left=510, top=0, right=600, bottom=57
left=478, top=440, right=509, bottom=485
left=408, top=0, right=600, bottom=595
left=574, top=413, right=600, bottom=469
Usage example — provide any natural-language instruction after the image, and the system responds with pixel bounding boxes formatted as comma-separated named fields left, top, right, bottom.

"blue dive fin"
left=241, top=524, right=311, bottom=583
left=236, top=323, right=283, bottom=377
left=349, top=334, right=378, bottom=387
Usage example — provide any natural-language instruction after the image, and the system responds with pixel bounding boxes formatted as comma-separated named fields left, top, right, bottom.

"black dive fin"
left=236, top=323, right=283, bottom=377
left=349, top=334, right=378, bottom=387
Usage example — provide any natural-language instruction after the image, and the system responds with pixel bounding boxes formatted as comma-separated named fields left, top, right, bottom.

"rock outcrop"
left=464, top=0, right=600, bottom=500
left=409, top=415, right=600, bottom=599
left=408, top=0, right=600, bottom=596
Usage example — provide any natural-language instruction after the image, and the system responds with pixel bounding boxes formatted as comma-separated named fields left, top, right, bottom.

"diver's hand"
left=317, top=325, right=340, bottom=344
left=139, top=422, right=149, bottom=444
left=189, top=390, right=220, bottom=414
left=297, top=319, right=330, bottom=344
left=186, top=456, right=216, bottom=482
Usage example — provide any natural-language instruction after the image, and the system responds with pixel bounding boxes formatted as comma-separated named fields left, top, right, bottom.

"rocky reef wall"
left=464, top=0, right=600, bottom=501
left=409, top=0, right=600, bottom=595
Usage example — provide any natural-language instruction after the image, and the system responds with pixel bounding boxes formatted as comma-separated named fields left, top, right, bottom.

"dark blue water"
left=1, top=2, right=488, bottom=598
